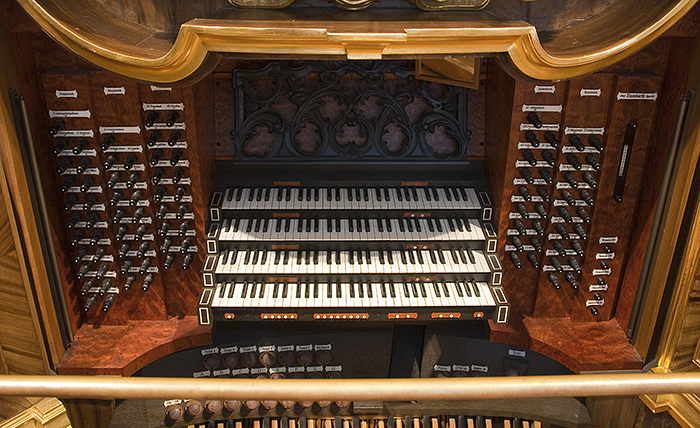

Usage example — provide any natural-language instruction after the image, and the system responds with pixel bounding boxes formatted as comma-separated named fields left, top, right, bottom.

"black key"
left=424, top=187, right=431, bottom=202
left=458, top=249, right=468, bottom=264
left=264, top=187, right=271, bottom=201
left=274, top=251, right=281, bottom=265
left=433, top=283, right=441, bottom=297
left=415, top=218, right=421, bottom=232
left=312, top=251, right=318, bottom=265
left=367, top=283, right=373, bottom=298
left=336, top=283, right=342, bottom=298
left=284, top=218, right=290, bottom=233
left=313, top=283, right=319, bottom=298
left=296, top=251, right=302, bottom=265
left=283, top=251, right=289, bottom=264
left=358, top=283, right=364, bottom=298
left=411, top=187, right=418, bottom=201
left=282, top=283, right=288, bottom=298
left=386, top=219, right=392, bottom=232
left=380, top=283, right=387, bottom=298
left=295, top=283, right=301, bottom=299
left=365, top=218, right=370, bottom=232
left=355, top=187, right=361, bottom=201
left=254, top=218, right=261, bottom=233
left=357, top=251, right=363, bottom=265
left=429, top=250, right=437, bottom=264
left=349, top=251, right=354, bottom=265
left=463, top=281, right=472, bottom=297
left=466, top=246, right=476, bottom=263
left=407, top=251, right=415, bottom=264
left=452, top=187, right=461, bottom=201
left=349, top=219, right=354, bottom=233
left=400, top=251, right=407, bottom=264
left=419, top=283, right=427, bottom=298
left=335, top=187, right=340, bottom=202
left=357, top=218, right=362, bottom=233
left=375, top=187, right=382, bottom=201
left=314, top=218, right=319, bottom=233
left=327, top=218, right=333, bottom=233
left=396, top=187, right=403, bottom=201
left=403, top=283, right=411, bottom=298
left=259, top=283, right=266, bottom=298
left=406, top=218, right=413, bottom=233
left=399, top=219, right=405, bottom=233
left=306, top=187, right=311, bottom=202
left=379, top=251, right=385, bottom=264
left=298, top=187, right=304, bottom=202
left=235, top=188, right=242, bottom=201
left=276, top=219, right=281, bottom=233
left=335, top=251, right=341, bottom=264
left=411, top=283, right=419, bottom=298
left=366, top=250, right=372, bottom=265
left=262, top=218, right=269, bottom=233
left=436, top=219, right=443, bottom=232
left=460, top=187, right=469, bottom=200
left=416, top=251, right=424, bottom=265
left=442, top=283, right=450, bottom=298
left=431, top=187, right=440, bottom=201
left=230, top=249, right=238, bottom=264
left=218, top=285, right=226, bottom=298
left=233, top=218, right=241, bottom=232
left=326, top=251, right=332, bottom=265
left=403, top=187, right=411, bottom=201
left=463, top=217, right=472, bottom=232
left=336, top=220, right=341, bottom=233
left=428, top=218, right=435, bottom=232
left=388, top=251, right=394, bottom=264
left=455, top=281, right=464, bottom=297
left=297, top=219, right=303, bottom=233
left=272, top=283, right=279, bottom=298
left=384, top=187, right=391, bottom=201
left=347, top=187, right=353, bottom=201
left=314, top=188, right=319, bottom=202
left=455, top=218, right=464, bottom=232
left=349, top=283, right=356, bottom=298
left=277, top=188, right=283, bottom=201
left=285, top=187, right=291, bottom=201
left=471, top=281, right=481, bottom=297
left=363, top=188, right=369, bottom=202
left=458, top=415, right=467, bottom=428
left=327, top=283, right=333, bottom=298
left=445, top=187, right=453, bottom=201
left=304, top=283, right=310, bottom=298
left=251, top=249, right=260, bottom=265
left=327, top=187, right=332, bottom=202
left=306, top=219, right=311, bottom=233
left=224, top=220, right=232, bottom=233
left=260, top=250, right=268, bottom=264
left=451, top=250, right=460, bottom=264
left=389, top=283, right=396, bottom=298
left=448, top=218, right=456, bottom=232
left=246, top=219, right=253, bottom=233
left=378, top=218, right=384, bottom=232
left=243, top=250, right=251, bottom=265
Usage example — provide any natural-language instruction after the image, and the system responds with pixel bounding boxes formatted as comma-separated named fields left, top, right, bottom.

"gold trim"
left=1, top=374, right=700, bottom=400
left=15, top=0, right=699, bottom=83
left=0, top=398, right=70, bottom=428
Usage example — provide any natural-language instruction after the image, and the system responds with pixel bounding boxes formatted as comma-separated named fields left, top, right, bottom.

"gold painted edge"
left=16, top=0, right=700, bottom=83
left=0, top=397, right=70, bottom=428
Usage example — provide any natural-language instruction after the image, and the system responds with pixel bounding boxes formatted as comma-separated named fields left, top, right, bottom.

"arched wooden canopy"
left=17, top=0, right=699, bottom=83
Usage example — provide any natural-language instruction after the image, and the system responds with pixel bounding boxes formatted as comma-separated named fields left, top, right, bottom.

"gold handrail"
left=0, top=373, right=699, bottom=400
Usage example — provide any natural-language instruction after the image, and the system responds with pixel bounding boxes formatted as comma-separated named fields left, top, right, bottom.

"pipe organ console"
left=3, top=1, right=700, bottom=427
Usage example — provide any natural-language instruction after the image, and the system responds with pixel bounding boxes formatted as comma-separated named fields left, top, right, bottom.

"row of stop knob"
left=203, top=349, right=334, bottom=370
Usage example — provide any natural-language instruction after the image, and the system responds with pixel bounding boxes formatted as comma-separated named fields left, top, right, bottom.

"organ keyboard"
left=199, top=168, right=507, bottom=325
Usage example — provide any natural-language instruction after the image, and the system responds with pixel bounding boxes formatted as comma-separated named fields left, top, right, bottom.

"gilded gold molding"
left=0, top=398, right=70, bottom=428
left=16, top=0, right=699, bottom=84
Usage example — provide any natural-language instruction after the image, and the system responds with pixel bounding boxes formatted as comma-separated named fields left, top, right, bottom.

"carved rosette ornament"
left=231, top=61, right=470, bottom=162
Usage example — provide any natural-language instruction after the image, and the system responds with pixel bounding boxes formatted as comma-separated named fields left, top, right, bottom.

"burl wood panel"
left=56, top=316, right=211, bottom=376
left=523, top=317, right=643, bottom=373
left=614, top=37, right=694, bottom=331
left=533, top=73, right=615, bottom=319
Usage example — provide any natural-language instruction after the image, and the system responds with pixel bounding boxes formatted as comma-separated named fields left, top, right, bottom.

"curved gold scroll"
left=16, top=0, right=699, bottom=84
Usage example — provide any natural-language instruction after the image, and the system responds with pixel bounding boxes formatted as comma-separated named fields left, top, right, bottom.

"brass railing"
left=0, top=373, right=699, bottom=400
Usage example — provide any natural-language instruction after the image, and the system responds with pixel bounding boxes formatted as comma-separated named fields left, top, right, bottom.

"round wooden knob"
left=336, top=400, right=351, bottom=408
left=165, top=404, right=182, bottom=421
left=262, top=400, right=278, bottom=410
left=280, top=400, right=296, bottom=409
left=505, top=367, right=522, bottom=377
left=470, top=371, right=486, bottom=377
left=453, top=371, right=468, bottom=377
left=203, top=354, right=220, bottom=370
left=278, top=351, right=295, bottom=366
left=241, top=352, right=257, bottom=368
left=326, top=372, right=341, bottom=379
left=317, top=400, right=332, bottom=408
left=434, top=371, right=450, bottom=378
left=244, top=400, right=260, bottom=410
left=222, top=352, right=239, bottom=369
left=270, top=373, right=286, bottom=379
left=315, top=350, right=332, bottom=365
left=223, top=400, right=241, bottom=412
left=205, top=400, right=221, bottom=414
left=307, top=372, right=323, bottom=379
left=296, top=350, right=313, bottom=366
left=185, top=400, right=202, bottom=417
left=259, top=351, right=277, bottom=367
